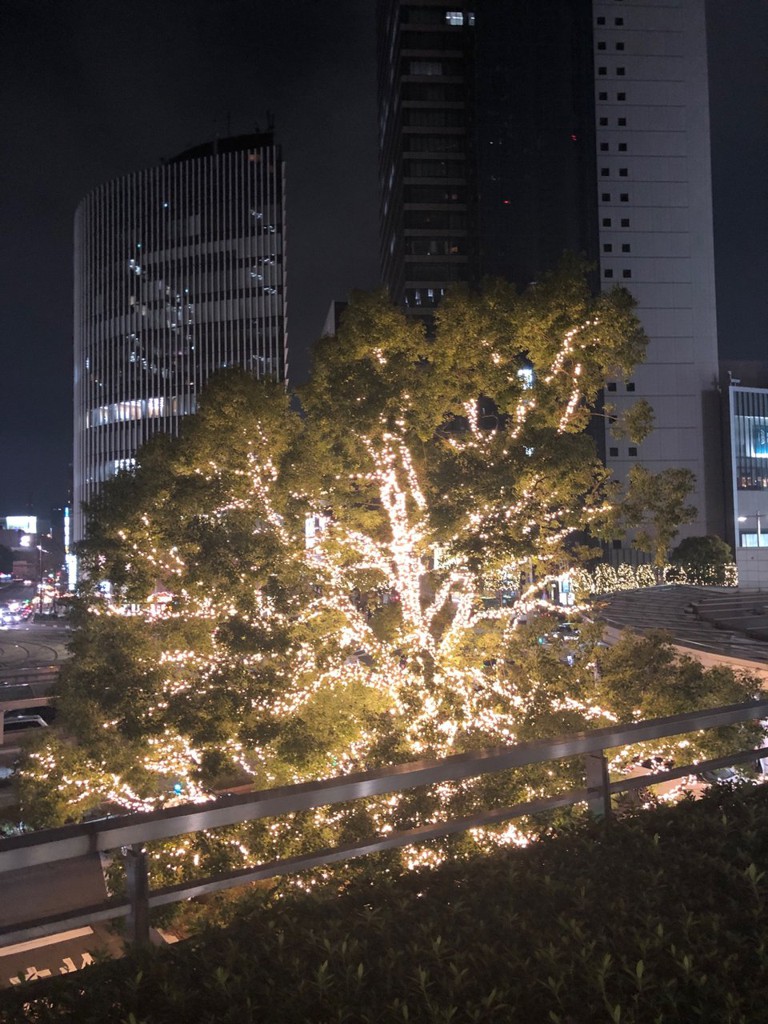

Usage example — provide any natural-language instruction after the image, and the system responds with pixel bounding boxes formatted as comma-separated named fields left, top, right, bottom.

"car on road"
left=3, top=714, right=49, bottom=734
left=698, top=766, right=748, bottom=786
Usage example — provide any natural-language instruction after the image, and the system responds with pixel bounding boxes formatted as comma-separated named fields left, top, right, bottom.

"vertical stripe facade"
left=73, top=136, right=287, bottom=543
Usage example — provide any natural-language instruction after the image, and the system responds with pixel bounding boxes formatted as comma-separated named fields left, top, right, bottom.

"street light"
left=738, top=512, right=764, bottom=547
left=36, top=546, right=48, bottom=615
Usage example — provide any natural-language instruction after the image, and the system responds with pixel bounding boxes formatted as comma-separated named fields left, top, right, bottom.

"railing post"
left=124, top=844, right=150, bottom=946
left=584, top=749, right=611, bottom=821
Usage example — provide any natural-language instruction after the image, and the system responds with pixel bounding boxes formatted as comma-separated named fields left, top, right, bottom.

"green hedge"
left=2, top=784, right=767, bottom=1023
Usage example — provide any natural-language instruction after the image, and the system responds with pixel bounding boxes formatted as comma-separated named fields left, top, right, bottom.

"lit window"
left=518, top=366, right=535, bottom=389
left=445, top=11, right=463, bottom=25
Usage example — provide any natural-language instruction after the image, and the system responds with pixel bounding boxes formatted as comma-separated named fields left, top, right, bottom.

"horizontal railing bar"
left=608, top=746, right=768, bottom=796
left=1, top=699, right=766, bottom=873
left=0, top=899, right=131, bottom=949
left=146, top=786, right=590, bottom=908
left=0, top=787, right=590, bottom=947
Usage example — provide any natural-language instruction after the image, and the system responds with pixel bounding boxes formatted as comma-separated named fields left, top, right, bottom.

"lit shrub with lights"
left=17, top=261, right=754, bottom=885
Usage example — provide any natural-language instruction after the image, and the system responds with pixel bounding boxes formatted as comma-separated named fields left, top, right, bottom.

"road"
left=0, top=622, right=71, bottom=678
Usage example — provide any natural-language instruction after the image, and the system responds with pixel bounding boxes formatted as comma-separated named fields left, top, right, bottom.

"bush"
left=3, top=784, right=768, bottom=1023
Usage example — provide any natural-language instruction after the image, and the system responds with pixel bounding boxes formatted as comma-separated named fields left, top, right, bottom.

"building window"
left=597, top=41, right=606, bottom=50
left=617, top=92, right=626, bottom=101
left=619, top=167, right=628, bottom=176
left=597, top=15, right=606, bottom=24
left=628, top=447, right=638, bottom=457
left=602, top=218, right=612, bottom=227
left=621, top=243, right=631, bottom=253
left=621, top=218, right=630, bottom=227
left=445, top=11, right=464, bottom=25
left=622, top=269, right=632, bottom=278
left=601, top=168, right=610, bottom=177
left=609, top=447, right=619, bottom=457
left=607, top=382, right=618, bottom=392
left=612, top=538, right=622, bottom=549
left=600, top=142, right=609, bottom=151
left=617, top=67, right=626, bottom=76
left=601, top=192, right=611, bottom=202
left=618, top=142, right=627, bottom=151
left=410, top=61, right=443, bottom=75
left=618, top=117, right=627, bottom=126
left=604, top=269, right=614, bottom=279
left=620, top=193, right=629, bottom=202
left=616, top=41, right=625, bottom=50
left=626, top=382, right=635, bottom=392
left=615, top=17, right=624, bottom=25
left=599, top=117, right=608, bottom=126
left=599, top=91, right=608, bottom=101
left=603, top=243, right=613, bottom=252
left=598, top=67, right=607, bottom=76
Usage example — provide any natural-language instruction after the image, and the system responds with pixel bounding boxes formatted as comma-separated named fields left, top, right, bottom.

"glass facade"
left=729, top=387, right=768, bottom=550
left=73, top=134, right=287, bottom=542
left=731, top=389, right=768, bottom=492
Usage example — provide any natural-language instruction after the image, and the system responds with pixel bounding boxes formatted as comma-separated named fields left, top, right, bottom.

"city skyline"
left=0, top=0, right=765, bottom=517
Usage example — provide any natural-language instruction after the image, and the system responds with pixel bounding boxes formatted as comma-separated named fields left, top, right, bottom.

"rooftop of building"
left=168, top=132, right=276, bottom=165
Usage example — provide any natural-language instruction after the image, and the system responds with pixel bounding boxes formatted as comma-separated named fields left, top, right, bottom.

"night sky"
left=0, top=0, right=765, bottom=518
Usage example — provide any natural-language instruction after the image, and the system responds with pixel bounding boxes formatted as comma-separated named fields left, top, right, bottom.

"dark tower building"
left=377, top=0, right=599, bottom=319
left=73, top=133, right=287, bottom=545
left=377, top=0, right=723, bottom=546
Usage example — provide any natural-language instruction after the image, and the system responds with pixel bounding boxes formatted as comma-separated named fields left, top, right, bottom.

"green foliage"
left=669, top=535, right=736, bottom=586
left=23, top=265, right=722, bottom=881
left=617, top=465, right=698, bottom=566
left=3, top=785, right=768, bottom=1023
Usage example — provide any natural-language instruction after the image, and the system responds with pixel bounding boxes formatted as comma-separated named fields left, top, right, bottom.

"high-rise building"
left=377, top=0, right=721, bottom=544
left=73, top=133, right=287, bottom=544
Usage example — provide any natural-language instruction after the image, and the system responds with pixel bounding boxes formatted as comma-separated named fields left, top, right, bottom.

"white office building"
left=593, top=0, right=722, bottom=549
left=73, top=134, right=287, bottom=544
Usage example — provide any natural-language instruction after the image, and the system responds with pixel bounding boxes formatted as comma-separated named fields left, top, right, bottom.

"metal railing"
left=1, top=699, right=766, bottom=948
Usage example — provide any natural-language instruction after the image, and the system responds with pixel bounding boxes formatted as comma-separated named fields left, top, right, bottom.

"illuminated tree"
left=20, top=263, right=759, bottom=876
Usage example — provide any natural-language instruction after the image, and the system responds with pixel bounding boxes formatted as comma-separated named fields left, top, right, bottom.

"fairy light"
left=33, top=310, right=731, bottom=884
